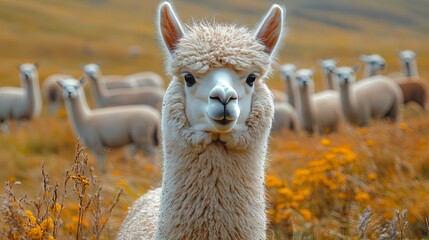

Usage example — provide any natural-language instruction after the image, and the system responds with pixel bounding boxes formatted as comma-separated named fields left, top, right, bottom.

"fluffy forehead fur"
left=167, top=22, right=272, bottom=77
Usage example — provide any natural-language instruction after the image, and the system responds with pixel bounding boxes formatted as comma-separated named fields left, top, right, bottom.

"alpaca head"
left=158, top=2, right=284, bottom=134
left=360, top=54, right=386, bottom=76
left=57, top=78, right=85, bottom=100
left=319, top=59, right=338, bottom=74
left=295, top=68, right=314, bottom=93
left=19, top=63, right=38, bottom=85
left=333, top=66, right=359, bottom=88
left=82, top=63, right=101, bottom=80
left=399, top=50, right=417, bottom=77
left=399, top=50, right=416, bottom=63
left=279, top=63, right=296, bottom=82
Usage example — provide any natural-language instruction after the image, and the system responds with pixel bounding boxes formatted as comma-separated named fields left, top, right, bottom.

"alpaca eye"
left=246, top=74, right=257, bottom=86
left=183, top=73, right=196, bottom=87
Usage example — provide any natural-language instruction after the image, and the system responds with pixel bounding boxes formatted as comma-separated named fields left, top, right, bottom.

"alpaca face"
left=399, top=50, right=417, bottom=77
left=360, top=54, right=386, bottom=75
left=399, top=50, right=416, bottom=63
left=320, top=59, right=337, bottom=73
left=183, top=68, right=255, bottom=133
left=295, top=69, right=314, bottom=90
left=58, top=79, right=84, bottom=99
left=83, top=64, right=100, bottom=80
left=333, top=67, right=357, bottom=86
left=279, top=64, right=296, bottom=82
left=19, top=63, right=38, bottom=84
left=158, top=2, right=284, bottom=135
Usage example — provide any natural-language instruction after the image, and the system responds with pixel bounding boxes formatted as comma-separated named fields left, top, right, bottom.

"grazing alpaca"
left=279, top=63, right=297, bottom=107
left=42, top=74, right=73, bottom=115
left=360, top=54, right=386, bottom=78
left=0, top=63, right=42, bottom=132
left=319, top=58, right=338, bottom=90
left=294, top=69, right=343, bottom=134
left=83, top=65, right=164, bottom=111
left=272, top=102, right=300, bottom=134
left=58, top=78, right=161, bottom=171
left=82, top=63, right=164, bottom=89
left=117, top=2, right=284, bottom=239
left=333, top=66, right=403, bottom=127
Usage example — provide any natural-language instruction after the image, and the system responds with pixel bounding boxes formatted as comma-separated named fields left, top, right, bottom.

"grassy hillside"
left=0, top=0, right=428, bottom=238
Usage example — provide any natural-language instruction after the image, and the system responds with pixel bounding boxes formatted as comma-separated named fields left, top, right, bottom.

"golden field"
left=0, top=0, right=428, bottom=239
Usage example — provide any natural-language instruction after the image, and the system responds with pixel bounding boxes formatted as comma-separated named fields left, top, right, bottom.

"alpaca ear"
left=79, top=77, right=87, bottom=86
left=359, top=54, right=369, bottom=62
left=254, top=4, right=285, bottom=55
left=34, top=62, right=39, bottom=69
left=158, top=2, right=185, bottom=54
left=56, top=80, right=65, bottom=88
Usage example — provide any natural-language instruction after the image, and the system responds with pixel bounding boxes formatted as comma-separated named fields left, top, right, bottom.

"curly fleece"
left=167, top=22, right=272, bottom=76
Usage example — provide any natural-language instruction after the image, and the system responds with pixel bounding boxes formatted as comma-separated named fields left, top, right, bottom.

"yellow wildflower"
left=320, top=138, right=330, bottom=146
left=278, top=187, right=293, bottom=198
left=355, top=192, right=370, bottom=203
left=40, top=217, right=54, bottom=233
left=367, top=172, right=377, bottom=181
left=25, top=210, right=37, bottom=225
left=365, top=139, right=375, bottom=147
left=299, top=208, right=312, bottom=221
left=266, top=175, right=284, bottom=188
left=27, top=225, right=43, bottom=239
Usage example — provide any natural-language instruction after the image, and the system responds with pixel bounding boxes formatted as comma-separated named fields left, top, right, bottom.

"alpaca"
left=0, top=63, right=42, bottom=132
left=42, top=73, right=73, bottom=115
left=271, top=89, right=287, bottom=103
left=272, top=102, right=300, bottom=134
left=294, top=68, right=343, bottom=134
left=82, top=65, right=165, bottom=111
left=333, top=66, right=403, bottom=127
left=279, top=63, right=297, bottom=107
left=360, top=54, right=386, bottom=78
left=58, top=78, right=161, bottom=171
left=394, top=50, right=429, bottom=111
left=319, top=58, right=338, bottom=90
left=117, top=2, right=284, bottom=239
left=82, top=63, right=164, bottom=89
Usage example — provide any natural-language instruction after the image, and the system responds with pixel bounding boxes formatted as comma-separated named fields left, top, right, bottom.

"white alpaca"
left=82, top=64, right=164, bottom=89
left=58, top=78, right=161, bottom=171
left=117, top=2, right=284, bottom=239
left=42, top=73, right=73, bottom=115
left=272, top=102, right=300, bottom=134
left=279, top=63, right=297, bottom=107
left=294, top=69, right=343, bottom=134
left=82, top=65, right=165, bottom=111
left=333, top=66, right=403, bottom=127
left=0, top=63, right=42, bottom=132
left=360, top=54, right=386, bottom=78
left=319, top=58, right=338, bottom=90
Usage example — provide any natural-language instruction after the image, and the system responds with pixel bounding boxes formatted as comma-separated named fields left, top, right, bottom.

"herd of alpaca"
left=0, top=2, right=428, bottom=238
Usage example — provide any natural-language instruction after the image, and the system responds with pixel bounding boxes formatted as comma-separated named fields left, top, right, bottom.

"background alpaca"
left=272, top=102, right=300, bottom=134
left=83, top=63, right=164, bottom=89
left=365, top=51, right=429, bottom=111
left=0, top=63, right=42, bottom=132
left=294, top=68, right=343, bottom=134
left=279, top=63, right=297, bottom=107
left=83, top=65, right=164, bottom=111
left=118, top=2, right=284, bottom=239
left=319, top=58, right=338, bottom=90
left=333, top=66, right=403, bottom=127
left=42, top=73, right=73, bottom=115
left=58, top=78, right=161, bottom=171
left=360, top=54, right=386, bottom=78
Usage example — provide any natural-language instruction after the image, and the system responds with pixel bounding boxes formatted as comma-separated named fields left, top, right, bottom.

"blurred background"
left=0, top=0, right=428, bottom=239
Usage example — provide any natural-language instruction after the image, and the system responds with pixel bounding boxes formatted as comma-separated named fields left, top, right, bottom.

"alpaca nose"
left=209, top=85, right=238, bottom=105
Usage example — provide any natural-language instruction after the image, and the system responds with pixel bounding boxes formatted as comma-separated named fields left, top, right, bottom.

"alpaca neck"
left=339, top=84, right=360, bottom=125
left=23, top=75, right=42, bottom=118
left=323, top=69, right=335, bottom=90
left=157, top=142, right=266, bottom=239
left=298, top=87, right=314, bottom=133
left=64, top=90, right=91, bottom=135
left=88, top=75, right=108, bottom=106
left=402, top=61, right=418, bottom=78
left=364, top=64, right=378, bottom=78
left=285, top=76, right=295, bottom=107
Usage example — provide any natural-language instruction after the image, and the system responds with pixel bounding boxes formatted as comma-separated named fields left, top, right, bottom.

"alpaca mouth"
left=214, top=117, right=234, bottom=126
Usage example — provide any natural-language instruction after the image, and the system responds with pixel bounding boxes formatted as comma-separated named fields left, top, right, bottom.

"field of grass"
left=0, top=0, right=428, bottom=239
